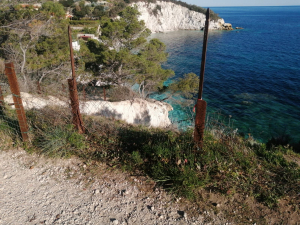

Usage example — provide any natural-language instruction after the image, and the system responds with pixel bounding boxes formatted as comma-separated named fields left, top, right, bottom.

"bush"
left=83, top=27, right=98, bottom=34
left=35, top=125, right=87, bottom=157
left=152, top=5, right=161, bottom=16
left=107, top=86, right=138, bottom=102
left=69, top=20, right=100, bottom=25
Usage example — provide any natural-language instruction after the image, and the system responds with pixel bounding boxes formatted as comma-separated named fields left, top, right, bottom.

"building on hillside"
left=77, top=33, right=99, bottom=41
left=72, top=41, right=80, bottom=51
left=94, top=1, right=108, bottom=6
left=74, top=0, right=108, bottom=7
left=19, top=3, right=42, bottom=10
left=84, top=1, right=92, bottom=6
left=65, top=11, right=73, bottom=19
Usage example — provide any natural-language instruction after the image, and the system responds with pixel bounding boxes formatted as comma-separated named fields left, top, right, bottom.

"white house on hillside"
left=72, top=41, right=80, bottom=51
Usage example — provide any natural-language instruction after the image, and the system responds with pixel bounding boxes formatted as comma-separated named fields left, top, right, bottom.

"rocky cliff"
left=80, top=98, right=172, bottom=128
left=4, top=93, right=172, bottom=128
left=133, top=1, right=228, bottom=33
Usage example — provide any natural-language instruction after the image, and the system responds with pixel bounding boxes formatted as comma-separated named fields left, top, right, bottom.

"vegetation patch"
left=0, top=1, right=299, bottom=224
left=126, top=0, right=221, bottom=21
left=1, top=105, right=298, bottom=224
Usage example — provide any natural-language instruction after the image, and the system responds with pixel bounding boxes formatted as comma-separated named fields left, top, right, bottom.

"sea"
left=150, top=6, right=300, bottom=143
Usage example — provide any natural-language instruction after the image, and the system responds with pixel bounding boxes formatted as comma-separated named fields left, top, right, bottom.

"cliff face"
left=4, top=93, right=172, bottom=128
left=80, top=98, right=172, bottom=128
left=133, top=1, right=225, bottom=33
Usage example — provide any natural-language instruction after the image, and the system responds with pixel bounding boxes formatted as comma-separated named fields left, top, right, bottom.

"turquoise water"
left=151, top=6, right=300, bottom=143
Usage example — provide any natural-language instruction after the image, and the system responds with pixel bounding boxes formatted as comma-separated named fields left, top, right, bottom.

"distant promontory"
left=132, top=1, right=233, bottom=33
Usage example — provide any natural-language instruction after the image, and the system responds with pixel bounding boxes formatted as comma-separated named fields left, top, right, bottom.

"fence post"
left=0, top=85, right=4, bottom=115
left=68, top=78, right=85, bottom=134
left=68, top=26, right=85, bottom=134
left=0, top=85, right=4, bottom=106
left=194, top=100, right=207, bottom=147
left=4, top=62, right=29, bottom=141
left=194, top=8, right=210, bottom=148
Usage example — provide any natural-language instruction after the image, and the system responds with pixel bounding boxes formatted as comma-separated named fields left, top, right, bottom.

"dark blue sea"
left=151, top=6, right=300, bottom=143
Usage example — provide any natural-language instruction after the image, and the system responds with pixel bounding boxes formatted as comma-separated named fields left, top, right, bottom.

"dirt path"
left=0, top=149, right=227, bottom=225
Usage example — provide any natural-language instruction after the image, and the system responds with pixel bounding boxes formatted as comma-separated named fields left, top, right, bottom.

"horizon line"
left=201, top=5, right=300, bottom=7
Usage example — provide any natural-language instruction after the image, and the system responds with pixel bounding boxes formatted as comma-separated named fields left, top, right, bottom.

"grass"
left=34, top=125, right=88, bottom=157
left=1, top=106, right=300, bottom=224
left=0, top=105, right=22, bottom=148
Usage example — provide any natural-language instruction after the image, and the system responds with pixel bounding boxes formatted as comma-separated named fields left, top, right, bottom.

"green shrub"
left=35, top=125, right=87, bottom=157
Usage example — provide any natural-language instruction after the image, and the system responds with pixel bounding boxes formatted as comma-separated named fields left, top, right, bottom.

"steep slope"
left=4, top=93, right=173, bottom=128
left=133, top=1, right=227, bottom=33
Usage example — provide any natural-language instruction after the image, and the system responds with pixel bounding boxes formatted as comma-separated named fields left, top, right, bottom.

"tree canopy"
left=0, top=2, right=199, bottom=100
left=41, top=1, right=66, bottom=18
left=0, top=2, right=70, bottom=88
left=80, top=7, right=177, bottom=98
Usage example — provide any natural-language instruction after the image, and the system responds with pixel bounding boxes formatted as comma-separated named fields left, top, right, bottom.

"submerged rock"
left=241, top=101, right=253, bottom=105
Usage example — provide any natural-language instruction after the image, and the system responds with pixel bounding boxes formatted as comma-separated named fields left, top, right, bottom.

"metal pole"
left=194, top=8, right=210, bottom=148
left=68, top=78, right=85, bottom=134
left=0, top=85, right=4, bottom=106
left=0, top=85, right=4, bottom=115
left=5, top=62, right=29, bottom=141
left=68, top=25, right=76, bottom=80
left=198, top=8, right=210, bottom=100
left=68, top=26, right=85, bottom=133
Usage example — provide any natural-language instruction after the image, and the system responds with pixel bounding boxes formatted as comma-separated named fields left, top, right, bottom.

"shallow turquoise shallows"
left=150, top=6, right=300, bottom=143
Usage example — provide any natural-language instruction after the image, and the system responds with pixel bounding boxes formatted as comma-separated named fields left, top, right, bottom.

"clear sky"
left=183, top=0, right=300, bottom=7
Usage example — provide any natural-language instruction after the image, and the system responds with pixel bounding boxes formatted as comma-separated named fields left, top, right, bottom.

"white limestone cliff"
left=133, top=1, right=226, bottom=33
left=80, top=98, right=172, bottom=128
left=4, top=92, right=172, bottom=128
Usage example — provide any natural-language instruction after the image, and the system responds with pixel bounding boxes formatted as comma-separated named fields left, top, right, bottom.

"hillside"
left=1, top=1, right=300, bottom=224
left=132, top=1, right=228, bottom=33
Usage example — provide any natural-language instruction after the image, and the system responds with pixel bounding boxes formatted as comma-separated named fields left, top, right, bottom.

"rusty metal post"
left=68, top=79, right=85, bottom=133
left=198, top=8, right=210, bottom=100
left=0, top=85, right=4, bottom=106
left=68, top=25, right=85, bottom=133
left=68, top=25, right=76, bottom=81
left=0, top=85, right=4, bottom=115
left=5, top=62, right=29, bottom=141
left=194, top=8, right=210, bottom=148
left=103, top=87, right=106, bottom=101
left=194, top=100, right=207, bottom=147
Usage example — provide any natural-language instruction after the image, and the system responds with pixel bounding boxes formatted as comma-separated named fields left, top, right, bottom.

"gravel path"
left=0, top=149, right=225, bottom=225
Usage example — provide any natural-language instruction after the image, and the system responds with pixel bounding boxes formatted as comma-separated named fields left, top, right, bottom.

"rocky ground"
left=0, top=149, right=229, bottom=225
